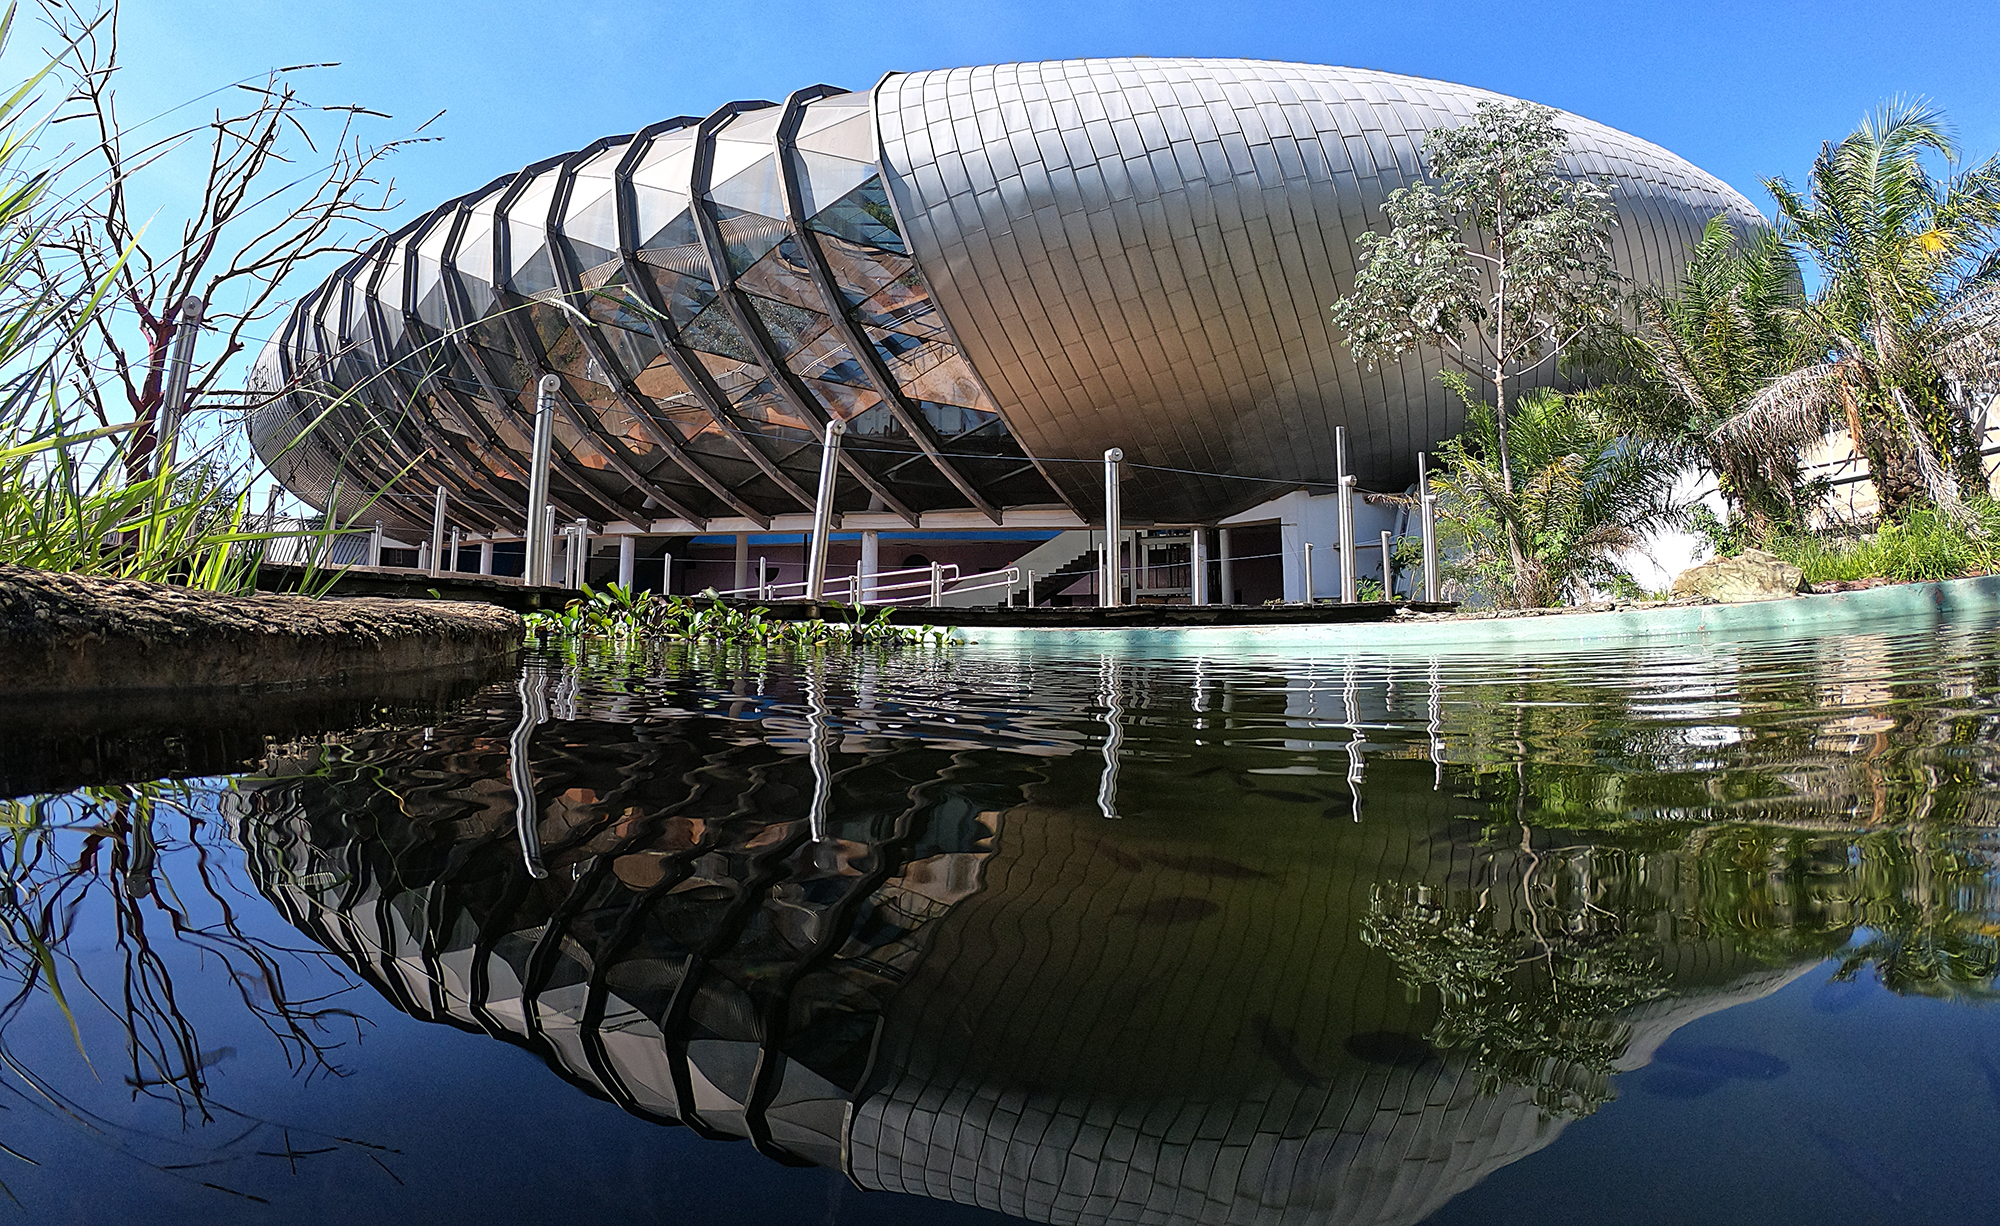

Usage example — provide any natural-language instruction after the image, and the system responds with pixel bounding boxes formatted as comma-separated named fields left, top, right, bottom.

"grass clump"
left=1763, top=499, right=2000, bottom=585
left=525, top=584, right=954, bottom=649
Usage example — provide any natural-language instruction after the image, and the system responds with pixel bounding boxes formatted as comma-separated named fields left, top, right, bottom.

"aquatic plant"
left=524, top=583, right=954, bottom=649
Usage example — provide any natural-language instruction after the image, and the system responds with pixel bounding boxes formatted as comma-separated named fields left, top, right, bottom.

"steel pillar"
left=806, top=418, right=846, bottom=600
left=1101, top=448, right=1124, bottom=608
left=524, top=374, right=559, bottom=587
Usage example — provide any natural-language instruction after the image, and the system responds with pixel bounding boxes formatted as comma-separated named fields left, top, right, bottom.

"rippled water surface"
left=5, top=620, right=2000, bottom=1225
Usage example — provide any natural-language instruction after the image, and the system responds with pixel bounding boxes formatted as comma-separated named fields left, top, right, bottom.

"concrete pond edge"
left=0, top=565, right=523, bottom=695
left=949, top=574, right=2000, bottom=655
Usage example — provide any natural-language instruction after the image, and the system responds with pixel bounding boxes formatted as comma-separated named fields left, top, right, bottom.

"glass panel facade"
left=250, top=88, right=1060, bottom=532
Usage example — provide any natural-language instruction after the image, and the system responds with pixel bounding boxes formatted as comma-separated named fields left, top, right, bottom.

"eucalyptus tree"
left=1587, top=217, right=1817, bottom=543
left=1730, top=101, right=2000, bottom=520
left=1331, top=100, right=1623, bottom=575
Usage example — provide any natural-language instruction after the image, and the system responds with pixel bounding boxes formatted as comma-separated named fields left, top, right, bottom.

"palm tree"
left=1588, top=217, right=1817, bottom=543
left=1432, top=390, right=1688, bottom=607
left=1728, top=101, right=2000, bottom=520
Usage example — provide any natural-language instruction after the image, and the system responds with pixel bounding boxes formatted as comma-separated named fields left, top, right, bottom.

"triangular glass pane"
left=708, top=154, right=784, bottom=221
left=681, top=299, right=757, bottom=363
left=842, top=403, right=905, bottom=439
left=805, top=377, right=881, bottom=420
left=898, top=347, right=998, bottom=413
left=744, top=292, right=828, bottom=361
left=633, top=135, right=697, bottom=195
left=850, top=270, right=943, bottom=339
left=635, top=189, right=694, bottom=253
left=459, top=271, right=495, bottom=319
left=563, top=189, right=620, bottom=254
left=804, top=175, right=905, bottom=254
left=815, top=233, right=906, bottom=305
left=734, top=235, right=820, bottom=311
left=714, top=204, right=788, bottom=276
left=785, top=327, right=866, bottom=387
left=634, top=265, right=716, bottom=331
left=509, top=245, right=557, bottom=296
left=454, top=218, right=495, bottom=284
left=796, top=150, right=877, bottom=218
left=794, top=111, right=875, bottom=164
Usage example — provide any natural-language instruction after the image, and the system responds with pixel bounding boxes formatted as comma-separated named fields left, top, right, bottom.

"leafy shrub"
left=525, top=584, right=954, bottom=649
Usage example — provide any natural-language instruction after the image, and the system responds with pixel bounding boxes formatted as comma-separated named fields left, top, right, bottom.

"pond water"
left=3, top=618, right=1998, bottom=1225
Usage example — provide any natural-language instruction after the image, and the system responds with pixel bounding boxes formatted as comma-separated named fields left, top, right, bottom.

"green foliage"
left=1763, top=498, right=2000, bottom=583
left=525, top=583, right=955, bottom=650
left=1430, top=391, right=1689, bottom=606
left=1742, top=100, right=2000, bottom=518
left=1587, top=216, right=1823, bottom=542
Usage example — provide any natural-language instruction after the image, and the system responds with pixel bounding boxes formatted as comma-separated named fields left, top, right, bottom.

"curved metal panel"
left=875, top=58, right=1766, bottom=521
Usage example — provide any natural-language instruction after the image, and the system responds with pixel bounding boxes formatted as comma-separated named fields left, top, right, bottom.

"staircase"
left=936, top=530, right=1098, bottom=607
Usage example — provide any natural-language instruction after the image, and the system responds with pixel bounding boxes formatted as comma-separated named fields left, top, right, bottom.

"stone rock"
left=1669, top=549, right=1807, bottom=603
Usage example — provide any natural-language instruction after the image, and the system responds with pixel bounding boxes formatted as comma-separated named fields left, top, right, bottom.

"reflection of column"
left=1098, top=656, right=1123, bottom=820
left=806, top=659, right=833, bottom=841
left=509, top=661, right=551, bottom=879
left=1342, top=659, right=1365, bottom=821
left=1428, top=657, right=1446, bottom=789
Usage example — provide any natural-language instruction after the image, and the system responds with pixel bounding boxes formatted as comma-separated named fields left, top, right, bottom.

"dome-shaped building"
left=249, top=57, right=1760, bottom=545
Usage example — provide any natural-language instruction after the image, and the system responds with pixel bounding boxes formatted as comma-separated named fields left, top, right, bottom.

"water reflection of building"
left=226, top=696, right=1819, bottom=1226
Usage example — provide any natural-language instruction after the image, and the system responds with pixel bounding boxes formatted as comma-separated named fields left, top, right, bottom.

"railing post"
left=367, top=519, right=383, bottom=568
left=1101, top=447, right=1124, bottom=608
left=1304, top=541, right=1315, bottom=604
left=929, top=561, right=944, bottom=606
left=1218, top=527, right=1233, bottom=605
left=524, top=374, right=559, bottom=586
left=1336, top=425, right=1357, bottom=603
left=617, top=534, right=636, bottom=590
left=806, top=418, right=846, bottom=600
left=540, top=505, right=557, bottom=586
left=1379, top=529, right=1394, bottom=600
left=758, top=556, right=769, bottom=601
left=428, top=485, right=448, bottom=577
left=448, top=526, right=462, bottom=575
left=1027, top=569, right=1037, bottom=608
left=1191, top=527, right=1209, bottom=605
left=1419, top=451, right=1440, bottom=603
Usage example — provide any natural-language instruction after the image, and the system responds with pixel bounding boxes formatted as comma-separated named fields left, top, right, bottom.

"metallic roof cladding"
left=249, top=59, right=1760, bottom=533
left=876, top=58, right=1765, bottom=522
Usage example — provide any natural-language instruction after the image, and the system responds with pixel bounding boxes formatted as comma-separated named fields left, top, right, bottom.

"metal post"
left=1336, top=426, right=1357, bottom=603
left=1133, top=532, right=1146, bottom=595
left=449, top=526, right=462, bottom=574
left=617, top=534, right=636, bottom=590
left=428, top=485, right=448, bottom=577
left=758, top=556, right=769, bottom=601
left=1191, top=527, right=1209, bottom=604
left=524, top=374, right=559, bottom=586
left=1419, top=451, right=1440, bottom=603
left=540, top=505, right=557, bottom=586
left=571, top=518, right=590, bottom=588
left=1379, top=530, right=1394, bottom=599
left=1101, top=448, right=1124, bottom=608
left=367, top=520, right=383, bottom=568
left=860, top=530, right=879, bottom=602
left=733, top=532, right=750, bottom=592
left=805, top=418, right=846, bottom=599
left=156, top=295, right=204, bottom=473
left=1218, top=527, right=1233, bottom=604
left=929, top=561, right=944, bottom=606
left=1026, top=569, right=1037, bottom=608
left=1304, top=542, right=1315, bottom=604
left=479, top=539, right=495, bottom=576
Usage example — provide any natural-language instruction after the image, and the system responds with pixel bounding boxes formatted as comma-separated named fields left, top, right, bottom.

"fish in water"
left=125, top=1046, right=236, bottom=1090
left=1810, top=1127, right=1907, bottom=1204
left=1147, top=853, right=1270, bottom=880
left=1654, top=1044, right=1790, bottom=1080
left=1116, top=896, right=1220, bottom=924
left=1247, top=1015, right=1328, bottom=1088
left=1633, top=1064, right=1728, bottom=1100
left=1344, top=1030, right=1437, bottom=1069
left=1088, top=840, right=1145, bottom=872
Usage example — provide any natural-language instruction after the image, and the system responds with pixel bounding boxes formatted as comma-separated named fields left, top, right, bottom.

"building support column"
left=1191, top=527, right=1210, bottom=605
left=860, top=530, right=879, bottom=602
left=1218, top=528, right=1233, bottom=605
left=479, top=540, right=495, bottom=576
left=617, top=534, right=636, bottom=590
left=734, top=532, right=750, bottom=592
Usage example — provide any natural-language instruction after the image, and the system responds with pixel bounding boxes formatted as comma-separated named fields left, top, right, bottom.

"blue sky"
left=25, top=0, right=2000, bottom=499
left=109, top=0, right=2000, bottom=230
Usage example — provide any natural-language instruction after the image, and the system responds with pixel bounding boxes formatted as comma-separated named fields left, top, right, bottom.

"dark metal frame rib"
left=775, top=85, right=1003, bottom=523
left=615, top=117, right=803, bottom=524
left=688, top=100, right=917, bottom=526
